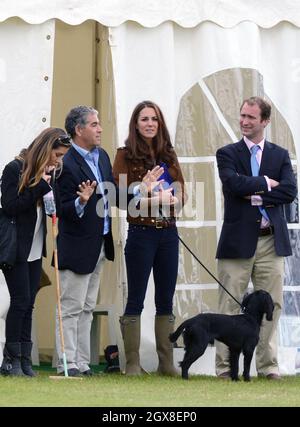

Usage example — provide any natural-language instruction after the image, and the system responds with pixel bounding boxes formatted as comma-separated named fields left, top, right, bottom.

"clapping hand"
left=77, top=180, right=97, bottom=204
left=154, top=183, right=178, bottom=206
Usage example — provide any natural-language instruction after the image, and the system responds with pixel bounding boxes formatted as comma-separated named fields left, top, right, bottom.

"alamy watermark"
left=95, top=176, right=205, bottom=221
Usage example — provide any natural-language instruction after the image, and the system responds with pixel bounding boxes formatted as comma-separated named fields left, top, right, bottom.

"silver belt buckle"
left=155, top=219, right=163, bottom=229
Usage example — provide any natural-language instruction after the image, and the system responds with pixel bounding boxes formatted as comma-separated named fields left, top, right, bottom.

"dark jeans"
left=3, top=258, right=42, bottom=342
left=124, top=224, right=179, bottom=315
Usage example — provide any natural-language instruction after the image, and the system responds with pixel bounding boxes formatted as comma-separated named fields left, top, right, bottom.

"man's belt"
left=258, top=226, right=274, bottom=237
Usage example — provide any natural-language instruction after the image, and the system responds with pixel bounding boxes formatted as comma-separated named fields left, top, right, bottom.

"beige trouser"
left=216, top=235, right=284, bottom=377
left=56, top=247, right=105, bottom=373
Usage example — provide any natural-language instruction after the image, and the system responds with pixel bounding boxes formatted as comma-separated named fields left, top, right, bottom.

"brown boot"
left=120, top=315, right=142, bottom=375
left=155, top=315, right=177, bottom=376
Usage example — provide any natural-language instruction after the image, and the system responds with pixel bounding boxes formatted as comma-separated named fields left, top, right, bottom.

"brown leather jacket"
left=112, top=147, right=186, bottom=226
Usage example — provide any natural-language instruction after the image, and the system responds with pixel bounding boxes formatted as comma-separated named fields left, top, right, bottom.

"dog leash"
left=158, top=208, right=243, bottom=309
left=176, top=235, right=243, bottom=310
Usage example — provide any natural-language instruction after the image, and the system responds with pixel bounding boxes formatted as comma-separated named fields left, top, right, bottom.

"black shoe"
left=105, top=365, right=121, bottom=373
left=59, top=368, right=80, bottom=377
left=81, top=369, right=93, bottom=376
left=68, top=368, right=80, bottom=377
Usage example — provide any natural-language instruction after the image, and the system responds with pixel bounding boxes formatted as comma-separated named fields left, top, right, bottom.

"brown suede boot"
left=120, top=315, right=142, bottom=375
left=155, top=315, right=177, bottom=376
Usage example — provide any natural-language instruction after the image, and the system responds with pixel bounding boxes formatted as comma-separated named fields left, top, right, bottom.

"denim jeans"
left=124, top=224, right=179, bottom=315
left=3, top=258, right=42, bottom=342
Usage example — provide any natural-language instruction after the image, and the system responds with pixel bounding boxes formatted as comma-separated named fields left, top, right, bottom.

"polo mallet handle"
left=51, top=214, right=68, bottom=377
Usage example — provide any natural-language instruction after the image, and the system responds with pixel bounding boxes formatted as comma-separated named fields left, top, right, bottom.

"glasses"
left=55, top=135, right=72, bottom=147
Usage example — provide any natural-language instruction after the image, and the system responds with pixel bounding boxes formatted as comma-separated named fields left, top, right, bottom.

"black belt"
left=259, top=226, right=274, bottom=237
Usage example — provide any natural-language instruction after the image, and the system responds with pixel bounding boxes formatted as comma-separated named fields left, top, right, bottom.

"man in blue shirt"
left=55, top=106, right=116, bottom=376
left=215, top=97, right=297, bottom=380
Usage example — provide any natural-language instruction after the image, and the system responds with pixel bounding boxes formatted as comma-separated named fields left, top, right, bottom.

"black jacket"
left=216, top=139, right=297, bottom=258
left=57, top=146, right=116, bottom=274
left=0, top=159, right=52, bottom=261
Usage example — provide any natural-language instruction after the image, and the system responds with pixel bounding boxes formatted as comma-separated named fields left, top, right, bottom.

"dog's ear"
left=241, top=291, right=250, bottom=309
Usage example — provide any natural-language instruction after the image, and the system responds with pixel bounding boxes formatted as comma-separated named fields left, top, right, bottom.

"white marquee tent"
left=1, top=0, right=300, bottom=374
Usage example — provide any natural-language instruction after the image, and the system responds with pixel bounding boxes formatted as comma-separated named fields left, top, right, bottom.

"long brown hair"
left=18, top=127, right=71, bottom=192
left=125, top=101, right=176, bottom=170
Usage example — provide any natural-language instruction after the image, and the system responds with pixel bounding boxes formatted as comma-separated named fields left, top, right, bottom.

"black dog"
left=169, top=290, right=274, bottom=381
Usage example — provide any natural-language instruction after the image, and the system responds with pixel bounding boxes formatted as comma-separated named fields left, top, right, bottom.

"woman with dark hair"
left=0, top=127, right=71, bottom=377
left=113, top=100, right=186, bottom=376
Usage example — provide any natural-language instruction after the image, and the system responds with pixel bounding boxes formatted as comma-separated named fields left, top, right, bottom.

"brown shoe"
left=266, top=373, right=282, bottom=380
left=218, top=371, right=231, bottom=379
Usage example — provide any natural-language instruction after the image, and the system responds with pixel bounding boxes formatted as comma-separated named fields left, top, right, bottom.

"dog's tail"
left=169, top=319, right=191, bottom=343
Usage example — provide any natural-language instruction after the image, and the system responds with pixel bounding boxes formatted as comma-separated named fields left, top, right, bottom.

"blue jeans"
left=124, top=224, right=179, bottom=315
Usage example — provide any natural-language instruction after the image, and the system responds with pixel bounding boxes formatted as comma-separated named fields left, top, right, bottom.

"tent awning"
left=1, top=0, right=300, bottom=28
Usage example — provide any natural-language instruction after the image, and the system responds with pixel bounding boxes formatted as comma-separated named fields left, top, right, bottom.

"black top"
left=1, top=159, right=52, bottom=261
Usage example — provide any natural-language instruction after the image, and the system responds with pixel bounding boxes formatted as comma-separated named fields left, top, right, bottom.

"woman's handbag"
left=0, top=208, right=17, bottom=269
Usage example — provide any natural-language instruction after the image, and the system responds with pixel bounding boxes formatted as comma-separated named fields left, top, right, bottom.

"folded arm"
left=216, top=148, right=268, bottom=196
left=262, top=154, right=297, bottom=205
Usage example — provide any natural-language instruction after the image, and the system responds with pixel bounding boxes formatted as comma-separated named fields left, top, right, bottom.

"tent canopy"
left=1, top=0, right=300, bottom=27
left=1, top=0, right=300, bottom=375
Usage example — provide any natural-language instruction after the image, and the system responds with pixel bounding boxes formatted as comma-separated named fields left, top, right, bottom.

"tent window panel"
left=284, top=230, right=300, bottom=289
left=175, top=68, right=297, bottom=159
left=177, top=226, right=217, bottom=285
left=283, top=165, right=298, bottom=224
left=267, top=102, right=296, bottom=160
left=175, top=82, right=231, bottom=157
left=180, top=162, right=215, bottom=222
left=279, top=230, right=300, bottom=348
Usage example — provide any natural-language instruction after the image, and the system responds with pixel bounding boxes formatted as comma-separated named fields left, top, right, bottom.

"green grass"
left=1, top=371, right=300, bottom=407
